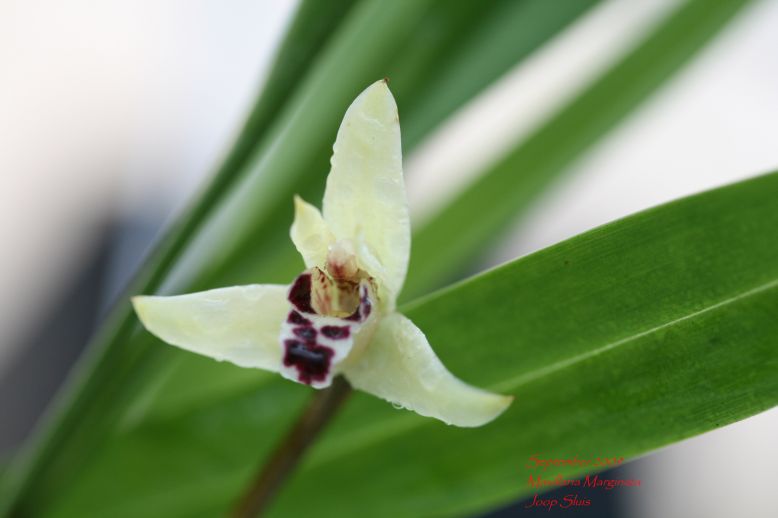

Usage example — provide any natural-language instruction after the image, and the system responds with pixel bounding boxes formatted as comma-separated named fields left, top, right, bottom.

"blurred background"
left=2, top=0, right=777, bottom=516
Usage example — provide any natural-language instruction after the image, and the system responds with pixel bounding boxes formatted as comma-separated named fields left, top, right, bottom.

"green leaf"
left=2, top=3, right=597, bottom=513
left=403, top=0, right=753, bottom=300
left=41, top=172, right=778, bottom=516
left=210, top=0, right=362, bottom=196
left=391, top=0, right=600, bottom=150
left=0, top=0, right=361, bottom=512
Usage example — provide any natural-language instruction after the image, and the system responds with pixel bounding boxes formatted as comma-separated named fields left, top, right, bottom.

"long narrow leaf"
left=42, top=171, right=778, bottom=516
left=274, top=171, right=778, bottom=517
left=392, top=0, right=600, bottom=149
left=403, top=0, right=753, bottom=300
left=173, top=0, right=598, bottom=292
left=0, top=0, right=361, bottom=512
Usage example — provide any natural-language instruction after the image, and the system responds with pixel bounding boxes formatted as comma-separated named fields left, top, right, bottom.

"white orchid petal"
left=132, top=285, right=288, bottom=371
left=344, top=313, right=513, bottom=427
left=290, top=195, right=333, bottom=268
left=323, top=80, right=410, bottom=308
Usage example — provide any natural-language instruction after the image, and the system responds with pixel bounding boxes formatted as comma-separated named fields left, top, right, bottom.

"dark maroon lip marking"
left=288, top=273, right=315, bottom=313
left=321, top=325, right=350, bottom=339
left=287, top=310, right=312, bottom=325
left=283, top=339, right=333, bottom=385
left=293, top=326, right=317, bottom=342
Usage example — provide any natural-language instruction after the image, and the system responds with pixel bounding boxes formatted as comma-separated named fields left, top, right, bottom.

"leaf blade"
left=268, top=170, right=778, bottom=516
left=0, top=0, right=362, bottom=512
left=403, top=0, right=754, bottom=300
left=45, top=171, right=778, bottom=516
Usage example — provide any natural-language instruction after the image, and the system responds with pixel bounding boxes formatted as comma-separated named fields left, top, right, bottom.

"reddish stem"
left=230, top=376, right=352, bottom=517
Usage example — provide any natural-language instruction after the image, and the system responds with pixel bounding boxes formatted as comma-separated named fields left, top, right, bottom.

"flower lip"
left=278, top=272, right=376, bottom=388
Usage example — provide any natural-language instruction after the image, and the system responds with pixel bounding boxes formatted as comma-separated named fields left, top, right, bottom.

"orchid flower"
left=132, top=80, right=512, bottom=427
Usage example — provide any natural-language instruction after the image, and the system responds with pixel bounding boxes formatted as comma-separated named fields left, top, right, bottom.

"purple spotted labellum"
left=280, top=273, right=374, bottom=388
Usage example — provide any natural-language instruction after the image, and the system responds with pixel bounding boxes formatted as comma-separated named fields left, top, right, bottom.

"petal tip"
left=131, top=295, right=148, bottom=317
left=356, top=79, right=398, bottom=126
left=292, top=194, right=306, bottom=215
left=496, top=393, right=515, bottom=413
left=292, top=194, right=321, bottom=216
left=456, top=391, right=514, bottom=428
left=131, top=295, right=161, bottom=331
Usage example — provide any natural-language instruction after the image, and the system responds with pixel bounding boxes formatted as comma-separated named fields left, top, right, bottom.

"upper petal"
left=132, top=285, right=288, bottom=371
left=290, top=195, right=334, bottom=268
left=322, top=80, right=410, bottom=309
left=343, top=313, right=513, bottom=427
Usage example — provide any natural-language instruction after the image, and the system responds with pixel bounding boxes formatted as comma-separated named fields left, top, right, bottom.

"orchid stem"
left=230, top=376, right=352, bottom=517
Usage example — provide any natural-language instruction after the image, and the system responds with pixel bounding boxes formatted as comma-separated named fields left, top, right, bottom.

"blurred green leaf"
left=391, top=0, right=600, bottom=149
left=0, top=0, right=361, bottom=512
left=44, top=172, right=778, bottom=516
left=212, top=0, right=361, bottom=195
left=176, top=0, right=599, bottom=292
left=404, top=0, right=752, bottom=300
